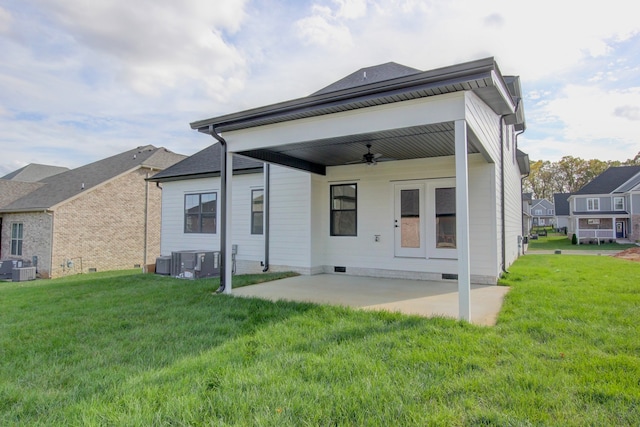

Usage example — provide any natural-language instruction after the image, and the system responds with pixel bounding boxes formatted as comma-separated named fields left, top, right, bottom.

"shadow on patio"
left=233, top=274, right=509, bottom=326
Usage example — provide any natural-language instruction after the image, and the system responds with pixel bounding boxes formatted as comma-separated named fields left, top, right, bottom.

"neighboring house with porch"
left=567, top=165, right=640, bottom=243
left=553, top=193, right=572, bottom=232
left=0, top=146, right=185, bottom=278
left=530, top=198, right=555, bottom=227
left=522, top=192, right=532, bottom=234
left=159, top=57, right=528, bottom=321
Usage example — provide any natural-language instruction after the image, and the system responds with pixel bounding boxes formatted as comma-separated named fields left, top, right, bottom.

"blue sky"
left=1, top=0, right=639, bottom=176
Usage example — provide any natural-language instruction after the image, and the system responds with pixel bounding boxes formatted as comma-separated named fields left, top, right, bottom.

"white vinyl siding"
left=159, top=173, right=265, bottom=263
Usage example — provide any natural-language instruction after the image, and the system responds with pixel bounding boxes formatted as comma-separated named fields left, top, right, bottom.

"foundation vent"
left=334, top=266, right=347, bottom=273
left=442, top=273, right=458, bottom=280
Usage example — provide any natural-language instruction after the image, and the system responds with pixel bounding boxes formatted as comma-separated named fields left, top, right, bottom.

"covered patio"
left=233, top=274, right=510, bottom=326
left=189, top=58, right=526, bottom=323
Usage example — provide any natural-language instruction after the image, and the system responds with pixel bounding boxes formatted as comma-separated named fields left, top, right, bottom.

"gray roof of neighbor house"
left=0, top=180, right=45, bottom=208
left=553, top=193, right=572, bottom=216
left=148, top=143, right=263, bottom=182
left=0, top=145, right=186, bottom=212
left=575, top=165, right=640, bottom=195
left=190, top=57, right=525, bottom=134
left=531, top=199, right=554, bottom=211
left=1, top=164, right=70, bottom=182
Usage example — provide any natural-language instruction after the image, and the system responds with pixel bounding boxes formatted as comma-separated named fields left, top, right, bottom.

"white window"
left=613, top=197, right=624, bottom=211
left=587, top=198, right=599, bottom=211
left=534, top=209, right=543, bottom=215
left=11, top=223, right=23, bottom=256
left=548, top=209, right=554, bottom=215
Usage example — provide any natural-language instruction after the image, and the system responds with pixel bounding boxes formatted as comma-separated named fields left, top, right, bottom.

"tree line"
left=523, top=152, right=640, bottom=200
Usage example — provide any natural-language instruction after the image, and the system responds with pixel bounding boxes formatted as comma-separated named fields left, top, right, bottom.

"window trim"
left=613, top=196, right=625, bottom=211
left=586, top=198, right=600, bottom=211
left=251, top=188, right=264, bottom=235
left=11, top=222, right=23, bottom=256
left=330, top=183, right=357, bottom=237
left=184, top=192, right=217, bottom=234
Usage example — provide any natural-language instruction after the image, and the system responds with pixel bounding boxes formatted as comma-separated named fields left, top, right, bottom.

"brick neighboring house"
left=0, top=146, right=186, bottom=278
left=567, top=165, right=640, bottom=243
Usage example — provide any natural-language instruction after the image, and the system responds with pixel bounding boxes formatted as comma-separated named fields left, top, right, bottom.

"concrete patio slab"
left=232, top=274, right=510, bottom=326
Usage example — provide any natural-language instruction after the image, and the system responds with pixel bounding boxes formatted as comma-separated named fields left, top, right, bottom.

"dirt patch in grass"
left=612, top=246, right=640, bottom=262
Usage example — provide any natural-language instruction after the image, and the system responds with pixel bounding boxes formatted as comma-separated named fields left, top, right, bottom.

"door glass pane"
left=436, top=187, right=456, bottom=248
left=400, top=189, right=420, bottom=248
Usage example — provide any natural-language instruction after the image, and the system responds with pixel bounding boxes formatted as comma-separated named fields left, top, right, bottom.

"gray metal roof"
left=191, top=57, right=522, bottom=134
left=0, top=145, right=186, bottom=212
left=1, top=163, right=69, bottom=182
left=575, top=166, right=640, bottom=195
left=148, top=143, right=263, bottom=182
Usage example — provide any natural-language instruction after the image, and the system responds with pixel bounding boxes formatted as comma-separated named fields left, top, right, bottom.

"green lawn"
left=1, top=259, right=639, bottom=426
left=528, top=232, right=637, bottom=251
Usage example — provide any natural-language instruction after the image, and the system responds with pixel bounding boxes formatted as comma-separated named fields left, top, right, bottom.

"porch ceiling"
left=237, top=122, right=482, bottom=173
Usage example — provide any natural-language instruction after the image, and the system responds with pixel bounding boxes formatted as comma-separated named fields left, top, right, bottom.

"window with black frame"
left=330, top=184, right=357, bottom=236
left=435, top=187, right=456, bottom=248
left=251, top=189, right=264, bottom=235
left=184, top=192, right=217, bottom=233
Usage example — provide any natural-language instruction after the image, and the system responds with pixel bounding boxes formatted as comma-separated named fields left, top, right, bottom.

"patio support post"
left=222, top=150, right=234, bottom=293
left=454, top=119, right=471, bottom=322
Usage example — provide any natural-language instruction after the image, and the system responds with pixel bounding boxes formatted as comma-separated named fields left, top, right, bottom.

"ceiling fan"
left=346, top=143, right=388, bottom=166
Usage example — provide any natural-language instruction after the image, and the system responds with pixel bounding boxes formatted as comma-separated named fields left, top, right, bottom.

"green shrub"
left=571, top=233, right=577, bottom=245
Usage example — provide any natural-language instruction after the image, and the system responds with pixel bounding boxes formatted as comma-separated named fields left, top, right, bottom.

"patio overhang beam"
left=238, top=149, right=326, bottom=175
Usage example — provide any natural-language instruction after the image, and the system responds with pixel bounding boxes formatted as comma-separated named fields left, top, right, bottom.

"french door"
left=394, top=184, right=425, bottom=257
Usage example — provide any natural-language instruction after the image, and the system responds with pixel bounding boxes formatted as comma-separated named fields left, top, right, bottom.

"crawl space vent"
left=334, top=266, right=347, bottom=273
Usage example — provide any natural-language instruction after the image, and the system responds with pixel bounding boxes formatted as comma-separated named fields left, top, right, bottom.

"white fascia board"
left=222, top=93, right=465, bottom=152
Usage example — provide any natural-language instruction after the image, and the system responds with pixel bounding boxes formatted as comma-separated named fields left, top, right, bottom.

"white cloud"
left=294, top=4, right=354, bottom=50
left=2, top=0, right=640, bottom=175
left=0, top=6, right=11, bottom=33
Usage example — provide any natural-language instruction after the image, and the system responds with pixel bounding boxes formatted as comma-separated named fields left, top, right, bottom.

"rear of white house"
left=153, top=58, right=529, bottom=295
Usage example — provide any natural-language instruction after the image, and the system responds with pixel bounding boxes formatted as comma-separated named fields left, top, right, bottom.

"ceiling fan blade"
left=345, top=159, right=364, bottom=164
left=373, top=153, right=382, bottom=159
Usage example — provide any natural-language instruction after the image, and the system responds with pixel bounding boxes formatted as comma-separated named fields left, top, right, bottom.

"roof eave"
left=191, top=57, right=515, bottom=133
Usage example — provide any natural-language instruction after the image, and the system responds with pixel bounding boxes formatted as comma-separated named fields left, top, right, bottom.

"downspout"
left=143, top=170, right=150, bottom=271
left=500, top=115, right=507, bottom=274
left=209, top=125, right=228, bottom=293
left=516, top=129, right=527, bottom=255
left=47, top=210, right=54, bottom=279
left=262, top=163, right=270, bottom=272
left=500, top=99, right=523, bottom=273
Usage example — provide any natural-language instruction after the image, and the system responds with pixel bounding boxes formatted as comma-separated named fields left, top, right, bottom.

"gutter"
left=190, top=57, right=512, bottom=132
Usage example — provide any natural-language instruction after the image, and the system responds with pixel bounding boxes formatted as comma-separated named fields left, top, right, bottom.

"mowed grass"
left=1, top=258, right=639, bottom=426
left=528, top=232, right=636, bottom=251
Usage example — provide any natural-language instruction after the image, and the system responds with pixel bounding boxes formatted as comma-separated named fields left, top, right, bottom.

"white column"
left=223, top=151, right=233, bottom=294
left=455, top=119, right=471, bottom=322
